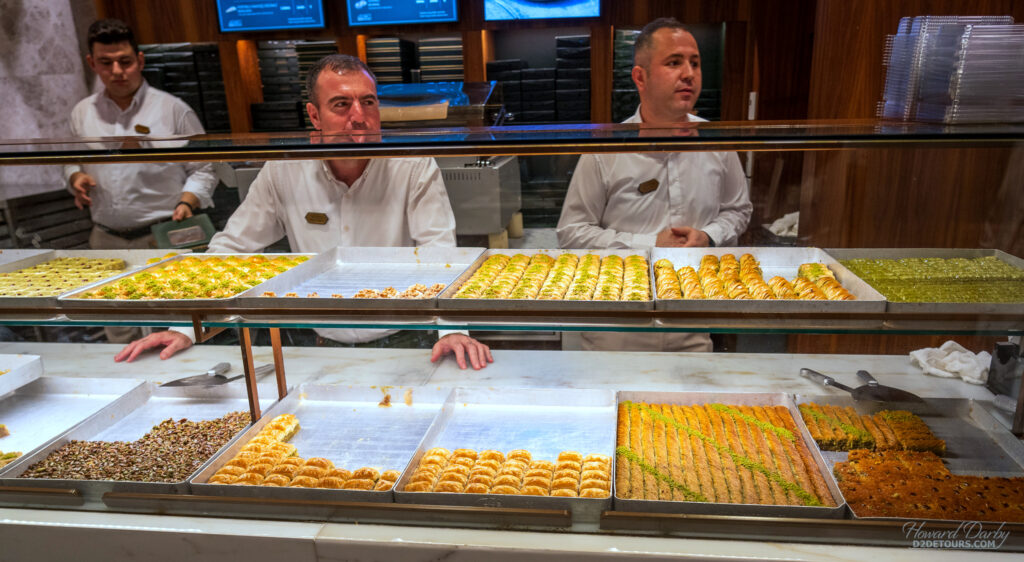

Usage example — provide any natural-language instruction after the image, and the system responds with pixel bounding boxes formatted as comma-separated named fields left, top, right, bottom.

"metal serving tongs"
left=161, top=362, right=275, bottom=387
left=801, top=368, right=924, bottom=403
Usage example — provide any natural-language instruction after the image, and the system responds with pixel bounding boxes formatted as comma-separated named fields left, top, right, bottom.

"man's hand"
left=114, top=330, right=193, bottom=363
left=69, top=172, right=95, bottom=209
left=655, top=227, right=688, bottom=247
left=172, top=192, right=200, bottom=221
left=430, top=333, right=494, bottom=370
left=674, top=226, right=711, bottom=247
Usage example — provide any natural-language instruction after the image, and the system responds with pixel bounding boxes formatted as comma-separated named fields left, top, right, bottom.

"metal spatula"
left=801, top=368, right=924, bottom=403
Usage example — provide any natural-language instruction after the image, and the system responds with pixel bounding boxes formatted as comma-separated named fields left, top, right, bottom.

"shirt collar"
left=626, top=104, right=698, bottom=125
left=99, top=79, right=148, bottom=114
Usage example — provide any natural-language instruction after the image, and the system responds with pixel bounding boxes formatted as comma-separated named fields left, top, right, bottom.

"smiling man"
left=556, top=18, right=752, bottom=352
left=116, top=54, right=494, bottom=370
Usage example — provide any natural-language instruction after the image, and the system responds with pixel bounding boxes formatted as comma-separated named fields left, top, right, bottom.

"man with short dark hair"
left=557, top=18, right=752, bottom=352
left=116, top=54, right=494, bottom=370
left=65, top=19, right=217, bottom=250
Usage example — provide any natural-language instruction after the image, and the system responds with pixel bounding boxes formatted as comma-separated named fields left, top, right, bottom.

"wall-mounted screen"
left=347, top=0, right=459, bottom=26
left=484, top=0, right=600, bottom=21
left=217, top=0, right=326, bottom=32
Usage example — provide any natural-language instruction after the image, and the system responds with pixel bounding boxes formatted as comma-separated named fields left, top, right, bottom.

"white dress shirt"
left=556, top=108, right=752, bottom=249
left=63, top=81, right=217, bottom=231
left=181, top=157, right=458, bottom=344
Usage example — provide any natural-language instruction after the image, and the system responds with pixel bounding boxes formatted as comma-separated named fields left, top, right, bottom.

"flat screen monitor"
left=484, top=0, right=600, bottom=21
left=217, top=0, right=326, bottom=32
left=347, top=0, right=459, bottom=26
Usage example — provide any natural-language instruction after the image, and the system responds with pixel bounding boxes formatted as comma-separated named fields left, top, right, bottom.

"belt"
left=95, top=221, right=161, bottom=240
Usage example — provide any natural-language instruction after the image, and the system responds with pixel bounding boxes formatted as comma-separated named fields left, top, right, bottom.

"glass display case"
left=0, top=120, right=1021, bottom=557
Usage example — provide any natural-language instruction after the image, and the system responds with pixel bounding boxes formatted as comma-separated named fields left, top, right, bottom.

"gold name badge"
left=134, top=124, right=150, bottom=134
left=637, top=179, right=660, bottom=194
left=305, top=212, right=329, bottom=225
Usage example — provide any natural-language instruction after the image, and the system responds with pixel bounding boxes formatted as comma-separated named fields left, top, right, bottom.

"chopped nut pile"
left=22, top=412, right=250, bottom=482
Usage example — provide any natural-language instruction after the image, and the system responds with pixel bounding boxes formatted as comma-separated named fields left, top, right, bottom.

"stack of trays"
left=488, top=59, right=526, bottom=119
left=612, top=29, right=641, bottom=122
left=555, top=34, right=590, bottom=122
left=138, top=43, right=229, bottom=133
left=256, top=40, right=303, bottom=131
left=366, top=37, right=416, bottom=84
left=418, top=37, right=464, bottom=82
left=296, top=40, right=339, bottom=128
left=521, top=67, right=556, bottom=123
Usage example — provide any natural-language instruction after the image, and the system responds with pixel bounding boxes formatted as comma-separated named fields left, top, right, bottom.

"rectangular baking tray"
left=235, top=246, right=485, bottom=310
left=0, top=382, right=276, bottom=503
left=191, top=384, right=450, bottom=503
left=613, top=391, right=846, bottom=519
left=58, top=253, right=314, bottom=311
left=0, top=376, right=144, bottom=476
left=394, top=387, right=617, bottom=523
left=0, top=353, right=43, bottom=398
left=0, top=249, right=184, bottom=309
left=795, top=394, right=1024, bottom=521
left=651, top=247, right=886, bottom=314
left=824, top=248, right=1024, bottom=315
left=0, top=249, right=49, bottom=266
left=438, top=249, right=654, bottom=312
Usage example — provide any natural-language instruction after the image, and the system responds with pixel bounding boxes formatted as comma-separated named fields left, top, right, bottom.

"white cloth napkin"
left=768, top=211, right=799, bottom=237
left=909, top=340, right=992, bottom=385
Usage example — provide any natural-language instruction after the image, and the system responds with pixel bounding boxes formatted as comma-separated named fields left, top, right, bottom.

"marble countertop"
left=0, top=342, right=1014, bottom=561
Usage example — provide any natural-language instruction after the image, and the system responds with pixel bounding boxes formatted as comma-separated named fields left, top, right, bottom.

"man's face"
left=87, top=41, right=144, bottom=100
left=306, top=69, right=381, bottom=141
left=632, top=28, right=702, bottom=121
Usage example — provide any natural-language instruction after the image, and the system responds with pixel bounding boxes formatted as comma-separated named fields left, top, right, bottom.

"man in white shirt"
left=64, top=19, right=217, bottom=249
left=115, top=54, right=494, bottom=370
left=556, top=17, right=752, bottom=352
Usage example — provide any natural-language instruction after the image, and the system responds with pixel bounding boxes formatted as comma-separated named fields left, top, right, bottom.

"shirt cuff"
left=631, top=233, right=658, bottom=250
left=182, top=185, right=215, bottom=210
left=169, top=326, right=197, bottom=344
left=701, top=224, right=728, bottom=248
left=63, top=164, right=83, bottom=184
left=438, top=329, right=469, bottom=339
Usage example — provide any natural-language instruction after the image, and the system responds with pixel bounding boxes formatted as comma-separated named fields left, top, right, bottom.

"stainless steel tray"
left=613, top=391, right=846, bottom=519
left=0, top=249, right=48, bottom=265
left=652, top=247, right=886, bottom=314
left=191, top=384, right=450, bottom=503
left=0, top=382, right=275, bottom=503
left=236, top=246, right=484, bottom=310
left=438, top=249, right=654, bottom=312
left=394, top=387, right=617, bottom=523
left=825, top=248, right=1024, bottom=315
left=0, top=249, right=183, bottom=309
left=58, top=253, right=314, bottom=311
left=795, top=394, right=1024, bottom=521
left=0, top=376, right=144, bottom=476
left=0, top=353, right=43, bottom=398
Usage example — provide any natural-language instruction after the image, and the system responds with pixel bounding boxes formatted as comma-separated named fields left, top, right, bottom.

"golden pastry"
left=553, top=469, right=580, bottom=481
left=479, top=450, right=505, bottom=463
left=215, top=465, right=247, bottom=477
left=319, top=477, right=345, bottom=489
left=303, top=457, right=334, bottom=470
left=374, top=480, right=394, bottom=491
left=425, top=447, right=452, bottom=458
left=208, top=474, right=236, bottom=484
left=507, top=449, right=532, bottom=463
left=404, top=481, right=432, bottom=492
left=277, top=457, right=305, bottom=468
left=248, top=435, right=277, bottom=446
left=224, top=457, right=252, bottom=469
left=440, top=464, right=469, bottom=477
left=327, top=468, right=353, bottom=480
left=502, top=458, right=529, bottom=471
left=342, top=479, right=375, bottom=490
left=583, top=453, right=610, bottom=466
left=262, top=474, right=291, bottom=487
left=551, top=488, right=578, bottom=497
left=489, top=485, right=519, bottom=495
left=551, top=477, right=578, bottom=491
left=380, top=470, right=400, bottom=482
left=233, top=473, right=264, bottom=485
left=451, top=448, right=478, bottom=461
left=352, top=467, right=381, bottom=481
left=529, top=460, right=555, bottom=472
left=421, top=454, right=448, bottom=467
left=434, top=481, right=465, bottom=493
left=267, top=464, right=300, bottom=478
left=245, top=463, right=275, bottom=477
left=493, top=474, right=521, bottom=488
left=257, top=452, right=286, bottom=465
left=438, top=472, right=468, bottom=485
left=524, top=468, right=552, bottom=479
left=522, top=476, right=551, bottom=489
left=296, top=466, right=327, bottom=480
left=497, top=465, right=524, bottom=479
left=450, top=456, right=475, bottom=468
left=580, top=488, right=609, bottom=498
left=556, top=459, right=582, bottom=472
left=521, top=486, right=549, bottom=496
left=410, top=471, right=437, bottom=485
left=289, top=476, right=319, bottom=488
left=581, top=461, right=607, bottom=473
left=474, top=459, right=501, bottom=471
left=468, top=466, right=497, bottom=479
left=580, top=479, right=610, bottom=491
left=464, top=483, right=489, bottom=494
left=468, top=474, right=494, bottom=486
